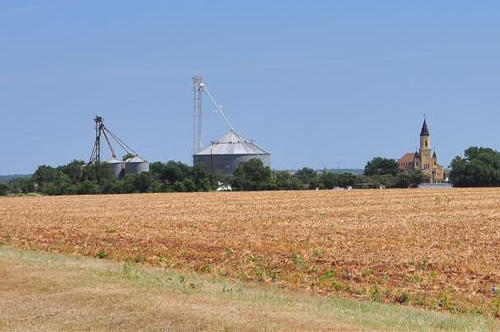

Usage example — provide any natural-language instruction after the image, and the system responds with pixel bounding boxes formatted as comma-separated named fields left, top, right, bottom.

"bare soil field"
left=1, top=189, right=499, bottom=316
left=2, top=247, right=497, bottom=331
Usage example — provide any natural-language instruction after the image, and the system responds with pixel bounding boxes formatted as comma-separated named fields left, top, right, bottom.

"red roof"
left=398, top=153, right=416, bottom=167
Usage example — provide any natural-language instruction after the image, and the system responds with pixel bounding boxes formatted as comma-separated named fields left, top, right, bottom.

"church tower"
left=397, top=118, right=445, bottom=184
left=419, top=119, right=432, bottom=172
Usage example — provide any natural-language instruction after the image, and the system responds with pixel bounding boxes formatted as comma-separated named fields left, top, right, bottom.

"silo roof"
left=125, top=156, right=147, bottom=163
left=195, top=130, right=270, bottom=155
left=106, top=157, right=122, bottom=164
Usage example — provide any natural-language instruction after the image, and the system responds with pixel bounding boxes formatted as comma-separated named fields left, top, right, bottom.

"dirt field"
left=1, top=189, right=499, bottom=316
left=2, top=247, right=497, bottom=331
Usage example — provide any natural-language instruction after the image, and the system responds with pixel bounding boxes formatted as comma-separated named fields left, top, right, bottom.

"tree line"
left=0, top=158, right=409, bottom=196
left=1, top=146, right=499, bottom=196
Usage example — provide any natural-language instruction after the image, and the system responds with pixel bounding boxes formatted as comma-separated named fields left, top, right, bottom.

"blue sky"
left=1, top=1, right=499, bottom=174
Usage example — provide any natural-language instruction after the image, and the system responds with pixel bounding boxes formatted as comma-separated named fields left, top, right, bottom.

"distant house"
left=397, top=119, right=445, bottom=183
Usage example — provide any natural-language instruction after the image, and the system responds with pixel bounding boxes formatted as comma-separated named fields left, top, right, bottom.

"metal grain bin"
left=193, top=130, right=271, bottom=176
left=124, top=156, right=149, bottom=175
left=106, top=158, right=124, bottom=179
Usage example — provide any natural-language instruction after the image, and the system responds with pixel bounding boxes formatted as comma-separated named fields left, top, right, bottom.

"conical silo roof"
left=125, top=156, right=147, bottom=163
left=195, top=130, right=269, bottom=155
left=106, top=157, right=122, bottom=164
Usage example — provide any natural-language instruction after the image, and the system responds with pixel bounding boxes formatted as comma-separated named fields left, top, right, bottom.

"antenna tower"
left=193, top=75, right=203, bottom=154
left=192, top=75, right=233, bottom=155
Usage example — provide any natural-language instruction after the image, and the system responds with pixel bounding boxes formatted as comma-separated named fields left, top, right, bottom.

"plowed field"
left=1, top=189, right=499, bottom=316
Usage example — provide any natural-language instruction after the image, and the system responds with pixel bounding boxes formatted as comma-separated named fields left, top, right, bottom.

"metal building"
left=191, top=76, right=271, bottom=176
left=124, top=156, right=150, bottom=175
left=106, top=157, right=124, bottom=178
left=193, top=130, right=270, bottom=176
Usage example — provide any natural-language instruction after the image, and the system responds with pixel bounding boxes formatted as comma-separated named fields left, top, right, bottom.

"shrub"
left=398, top=292, right=409, bottom=304
left=0, top=183, right=9, bottom=196
left=96, top=250, right=108, bottom=259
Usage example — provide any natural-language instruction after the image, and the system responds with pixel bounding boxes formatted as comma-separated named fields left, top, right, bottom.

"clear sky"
left=1, top=1, right=499, bottom=174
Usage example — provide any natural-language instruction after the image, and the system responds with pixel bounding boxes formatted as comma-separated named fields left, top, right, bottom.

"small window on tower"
left=425, top=141, right=428, bottom=147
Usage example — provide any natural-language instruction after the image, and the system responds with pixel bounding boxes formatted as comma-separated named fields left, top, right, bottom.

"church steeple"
left=398, top=118, right=444, bottom=183
left=419, top=118, right=431, bottom=152
left=420, top=119, right=429, bottom=136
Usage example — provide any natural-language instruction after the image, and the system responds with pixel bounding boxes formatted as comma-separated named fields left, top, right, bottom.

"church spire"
left=420, top=119, right=429, bottom=136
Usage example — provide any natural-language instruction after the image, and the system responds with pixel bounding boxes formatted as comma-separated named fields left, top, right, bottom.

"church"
left=397, top=119, right=445, bottom=183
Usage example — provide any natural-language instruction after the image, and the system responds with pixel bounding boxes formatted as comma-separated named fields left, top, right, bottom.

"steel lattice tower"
left=193, top=75, right=203, bottom=154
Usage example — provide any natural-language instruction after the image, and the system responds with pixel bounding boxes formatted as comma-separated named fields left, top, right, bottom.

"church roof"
left=398, top=152, right=417, bottom=165
left=420, top=119, right=430, bottom=136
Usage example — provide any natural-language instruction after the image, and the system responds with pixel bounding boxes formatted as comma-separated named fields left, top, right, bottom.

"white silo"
left=124, top=156, right=149, bottom=175
left=106, top=157, right=124, bottom=179
left=191, top=76, right=271, bottom=176
left=193, top=130, right=270, bottom=176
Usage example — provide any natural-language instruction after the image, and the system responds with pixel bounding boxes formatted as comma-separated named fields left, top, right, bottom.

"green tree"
left=163, top=161, right=187, bottom=183
left=78, top=181, right=101, bottom=194
left=274, top=171, right=303, bottom=190
left=319, top=172, right=357, bottom=189
left=135, top=172, right=153, bottom=192
left=149, top=162, right=166, bottom=179
left=337, top=172, right=357, bottom=187
left=8, top=178, right=34, bottom=194
left=0, top=182, right=9, bottom=195
left=121, top=174, right=138, bottom=193
left=449, top=147, right=500, bottom=187
left=57, top=160, right=85, bottom=183
left=231, top=159, right=274, bottom=191
left=33, top=165, right=72, bottom=194
left=173, top=181, right=185, bottom=192
left=99, top=178, right=119, bottom=194
left=122, top=153, right=135, bottom=161
left=321, top=172, right=338, bottom=189
left=295, top=167, right=317, bottom=186
left=309, top=175, right=324, bottom=190
left=393, top=170, right=427, bottom=188
left=181, top=178, right=197, bottom=192
left=189, top=166, right=215, bottom=191
left=364, top=157, right=399, bottom=176
left=33, top=165, right=61, bottom=184
left=148, top=179, right=163, bottom=193
left=81, top=162, right=113, bottom=184
left=369, top=174, right=396, bottom=188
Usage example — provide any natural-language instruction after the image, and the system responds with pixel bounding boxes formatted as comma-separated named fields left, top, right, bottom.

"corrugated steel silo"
left=106, top=158, right=124, bottom=179
left=124, top=156, right=149, bottom=175
left=193, top=130, right=270, bottom=176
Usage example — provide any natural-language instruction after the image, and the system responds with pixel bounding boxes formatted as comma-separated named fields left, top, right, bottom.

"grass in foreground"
left=0, top=246, right=497, bottom=331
